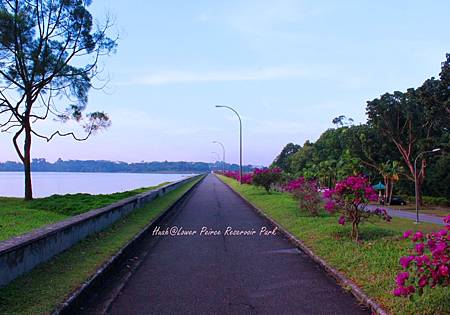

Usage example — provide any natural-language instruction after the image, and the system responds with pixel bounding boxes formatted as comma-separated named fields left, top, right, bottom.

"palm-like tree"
left=380, top=161, right=403, bottom=205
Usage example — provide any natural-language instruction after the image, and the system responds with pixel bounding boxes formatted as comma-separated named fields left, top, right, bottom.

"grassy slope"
left=0, top=178, right=200, bottom=315
left=0, top=183, right=169, bottom=241
left=219, top=175, right=450, bottom=315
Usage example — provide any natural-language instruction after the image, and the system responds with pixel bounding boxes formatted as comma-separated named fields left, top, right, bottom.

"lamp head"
left=432, top=148, right=441, bottom=152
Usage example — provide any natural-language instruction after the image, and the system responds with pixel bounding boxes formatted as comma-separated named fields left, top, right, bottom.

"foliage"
left=0, top=0, right=117, bottom=199
left=271, top=143, right=301, bottom=172
left=403, top=196, right=450, bottom=207
left=366, top=67, right=449, bottom=204
left=332, top=115, right=354, bottom=127
left=324, top=175, right=392, bottom=241
left=274, top=55, right=450, bottom=202
left=393, top=215, right=450, bottom=297
left=252, top=167, right=283, bottom=192
left=220, top=175, right=449, bottom=315
left=0, top=158, right=255, bottom=173
left=284, top=177, right=322, bottom=216
left=222, top=170, right=253, bottom=184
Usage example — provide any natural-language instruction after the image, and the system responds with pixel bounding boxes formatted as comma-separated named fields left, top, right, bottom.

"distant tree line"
left=272, top=54, right=450, bottom=203
left=0, top=158, right=254, bottom=174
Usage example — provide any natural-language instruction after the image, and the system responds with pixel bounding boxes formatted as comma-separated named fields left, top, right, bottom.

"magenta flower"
left=415, top=243, right=425, bottom=255
left=394, top=216, right=450, bottom=298
left=399, top=255, right=414, bottom=269
left=439, top=265, right=449, bottom=277
left=395, top=272, right=409, bottom=286
left=418, top=276, right=428, bottom=287
left=412, top=231, right=424, bottom=242
left=338, top=216, right=346, bottom=225
left=403, top=230, right=413, bottom=239
left=325, top=200, right=335, bottom=212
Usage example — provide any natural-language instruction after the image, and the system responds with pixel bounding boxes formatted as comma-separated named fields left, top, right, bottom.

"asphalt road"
left=107, top=174, right=368, bottom=315
left=366, top=205, right=444, bottom=225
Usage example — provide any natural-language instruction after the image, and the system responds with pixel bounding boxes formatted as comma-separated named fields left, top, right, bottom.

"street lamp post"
left=414, top=148, right=441, bottom=223
left=215, top=105, right=243, bottom=184
left=213, top=140, right=226, bottom=173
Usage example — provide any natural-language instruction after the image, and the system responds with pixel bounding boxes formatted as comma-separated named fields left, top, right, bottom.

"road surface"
left=92, top=174, right=368, bottom=314
left=366, top=205, right=445, bottom=225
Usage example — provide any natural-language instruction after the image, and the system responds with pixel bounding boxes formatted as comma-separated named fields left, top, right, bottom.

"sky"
left=1, top=0, right=450, bottom=166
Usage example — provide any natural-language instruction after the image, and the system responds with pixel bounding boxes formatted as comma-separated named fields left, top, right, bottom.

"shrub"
left=252, top=168, right=282, bottom=193
left=284, top=177, right=322, bottom=216
left=223, top=170, right=253, bottom=184
left=324, top=175, right=392, bottom=241
left=393, top=215, right=450, bottom=297
left=403, top=196, right=450, bottom=207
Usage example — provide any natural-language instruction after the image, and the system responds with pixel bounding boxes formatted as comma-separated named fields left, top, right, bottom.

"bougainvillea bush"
left=284, top=177, right=322, bottom=216
left=252, top=167, right=282, bottom=192
left=324, top=175, right=391, bottom=241
left=222, top=170, right=253, bottom=184
left=393, top=215, right=450, bottom=297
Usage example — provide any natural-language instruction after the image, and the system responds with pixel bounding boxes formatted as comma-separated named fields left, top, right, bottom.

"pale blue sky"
left=1, top=0, right=449, bottom=165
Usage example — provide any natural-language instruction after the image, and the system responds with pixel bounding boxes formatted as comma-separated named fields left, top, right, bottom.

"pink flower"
left=443, top=215, right=450, bottom=224
left=412, top=231, right=424, bottom=242
left=325, top=200, right=335, bottom=212
left=403, top=230, right=413, bottom=239
left=407, top=286, right=415, bottom=294
left=323, top=189, right=333, bottom=198
left=399, top=256, right=414, bottom=269
left=418, top=276, right=427, bottom=288
left=395, top=272, right=409, bottom=286
left=393, top=287, right=404, bottom=296
left=415, top=243, right=425, bottom=255
left=439, top=265, right=449, bottom=277
left=338, top=216, right=346, bottom=225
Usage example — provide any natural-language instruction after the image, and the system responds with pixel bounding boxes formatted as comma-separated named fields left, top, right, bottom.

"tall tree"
left=366, top=88, right=443, bottom=205
left=271, top=142, right=301, bottom=172
left=0, top=0, right=116, bottom=200
left=439, top=53, right=450, bottom=116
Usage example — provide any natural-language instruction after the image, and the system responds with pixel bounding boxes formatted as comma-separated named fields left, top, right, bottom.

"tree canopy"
left=273, top=55, right=450, bottom=202
left=0, top=0, right=117, bottom=199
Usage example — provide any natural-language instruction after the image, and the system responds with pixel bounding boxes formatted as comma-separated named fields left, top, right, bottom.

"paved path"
left=366, top=205, right=444, bottom=225
left=107, top=174, right=367, bottom=314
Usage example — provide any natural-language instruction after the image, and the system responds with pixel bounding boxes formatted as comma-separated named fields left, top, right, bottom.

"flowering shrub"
left=252, top=167, right=282, bottom=192
left=393, top=215, right=450, bottom=297
left=324, top=175, right=392, bottom=241
left=222, top=170, right=253, bottom=184
left=284, top=177, right=322, bottom=216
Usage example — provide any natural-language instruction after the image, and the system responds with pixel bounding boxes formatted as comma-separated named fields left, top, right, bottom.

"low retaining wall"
left=0, top=174, right=203, bottom=288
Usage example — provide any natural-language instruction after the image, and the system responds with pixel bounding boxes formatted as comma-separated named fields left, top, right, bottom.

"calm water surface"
left=0, top=172, right=195, bottom=198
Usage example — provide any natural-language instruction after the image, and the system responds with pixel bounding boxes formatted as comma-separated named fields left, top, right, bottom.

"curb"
left=52, top=175, right=206, bottom=315
left=216, top=175, right=389, bottom=315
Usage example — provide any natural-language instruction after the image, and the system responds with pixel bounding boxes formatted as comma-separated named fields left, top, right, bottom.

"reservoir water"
left=0, top=172, right=195, bottom=198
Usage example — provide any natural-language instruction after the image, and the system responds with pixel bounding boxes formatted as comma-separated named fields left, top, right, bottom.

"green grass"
left=219, top=175, right=450, bottom=315
left=0, top=177, right=201, bottom=315
left=0, top=183, right=169, bottom=241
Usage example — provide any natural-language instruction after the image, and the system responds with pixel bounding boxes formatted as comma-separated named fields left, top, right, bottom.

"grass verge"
left=0, top=183, right=169, bottom=241
left=0, top=178, right=200, bottom=315
left=219, top=175, right=450, bottom=315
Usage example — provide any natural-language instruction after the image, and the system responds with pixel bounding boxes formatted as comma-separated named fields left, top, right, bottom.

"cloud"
left=127, top=66, right=307, bottom=85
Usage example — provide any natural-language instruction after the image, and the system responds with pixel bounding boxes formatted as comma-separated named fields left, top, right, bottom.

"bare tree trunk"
left=351, top=221, right=359, bottom=241
left=24, top=114, right=33, bottom=201
left=383, top=175, right=388, bottom=202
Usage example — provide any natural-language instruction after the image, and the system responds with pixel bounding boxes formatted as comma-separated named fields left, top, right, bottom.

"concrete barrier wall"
left=0, top=174, right=202, bottom=287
